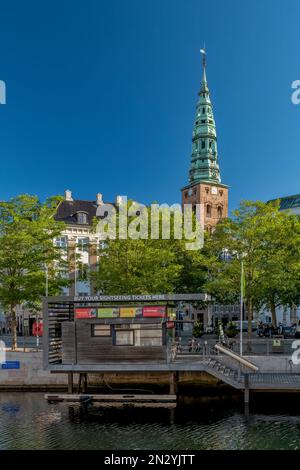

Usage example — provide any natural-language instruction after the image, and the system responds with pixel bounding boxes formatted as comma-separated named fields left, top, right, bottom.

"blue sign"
left=1, top=361, right=20, bottom=370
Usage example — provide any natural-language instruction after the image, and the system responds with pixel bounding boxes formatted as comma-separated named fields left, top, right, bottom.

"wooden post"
left=68, top=372, right=73, bottom=394
left=77, top=373, right=82, bottom=394
left=83, top=373, right=88, bottom=393
left=169, top=372, right=178, bottom=395
left=244, top=373, right=249, bottom=406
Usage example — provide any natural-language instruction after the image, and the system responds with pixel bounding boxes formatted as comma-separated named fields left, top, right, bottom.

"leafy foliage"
left=0, top=194, right=69, bottom=348
left=205, top=200, right=300, bottom=336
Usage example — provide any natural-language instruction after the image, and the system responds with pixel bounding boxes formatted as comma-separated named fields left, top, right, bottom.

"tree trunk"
left=247, top=298, right=253, bottom=353
left=270, top=300, right=277, bottom=327
left=10, top=305, right=17, bottom=351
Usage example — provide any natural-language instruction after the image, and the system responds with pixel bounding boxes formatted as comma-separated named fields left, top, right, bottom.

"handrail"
left=214, top=343, right=259, bottom=372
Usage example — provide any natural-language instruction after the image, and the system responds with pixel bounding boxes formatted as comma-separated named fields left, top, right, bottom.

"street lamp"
left=239, top=256, right=245, bottom=356
left=36, top=264, right=49, bottom=350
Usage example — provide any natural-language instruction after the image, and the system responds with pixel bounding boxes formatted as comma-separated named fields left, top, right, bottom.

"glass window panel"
left=115, top=330, right=134, bottom=346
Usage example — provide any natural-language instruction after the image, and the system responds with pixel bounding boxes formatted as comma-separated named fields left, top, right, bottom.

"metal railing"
left=0, top=334, right=43, bottom=352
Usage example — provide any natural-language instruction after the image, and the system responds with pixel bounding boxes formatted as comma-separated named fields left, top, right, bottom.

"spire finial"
left=199, top=46, right=208, bottom=92
left=200, top=46, right=206, bottom=69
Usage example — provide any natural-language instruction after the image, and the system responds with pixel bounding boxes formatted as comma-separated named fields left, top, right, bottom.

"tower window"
left=209, top=141, right=213, bottom=148
left=201, top=140, right=205, bottom=149
left=218, top=207, right=223, bottom=218
left=206, top=205, right=212, bottom=217
left=202, top=107, right=205, bottom=113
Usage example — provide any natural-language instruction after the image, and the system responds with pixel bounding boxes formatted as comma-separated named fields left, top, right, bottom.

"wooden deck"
left=249, top=373, right=300, bottom=391
left=45, top=393, right=177, bottom=408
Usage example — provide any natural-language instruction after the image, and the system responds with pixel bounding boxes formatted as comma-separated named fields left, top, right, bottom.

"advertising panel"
left=75, top=308, right=97, bottom=319
left=142, top=306, right=166, bottom=318
left=119, top=307, right=143, bottom=318
left=97, top=307, right=119, bottom=318
left=32, top=321, right=43, bottom=336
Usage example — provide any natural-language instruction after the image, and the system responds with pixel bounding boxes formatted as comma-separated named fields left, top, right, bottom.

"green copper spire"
left=189, top=49, right=221, bottom=184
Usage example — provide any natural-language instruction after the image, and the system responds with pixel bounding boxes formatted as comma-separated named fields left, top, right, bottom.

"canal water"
left=0, top=393, right=300, bottom=450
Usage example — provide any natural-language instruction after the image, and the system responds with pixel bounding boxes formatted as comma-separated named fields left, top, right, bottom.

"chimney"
left=96, top=193, right=103, bottom=205
left=65, top=189, right=73, bottom=201
left=115, top=195, right=123, bottom=205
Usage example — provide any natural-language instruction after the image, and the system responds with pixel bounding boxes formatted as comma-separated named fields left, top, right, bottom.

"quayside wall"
left=0, top=352, right=299, bottom=390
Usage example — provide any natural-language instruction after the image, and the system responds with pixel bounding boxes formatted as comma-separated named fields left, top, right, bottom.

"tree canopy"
left=204, top=200, right=300, bottom=335
left=0, top=194, right=68, bottom=349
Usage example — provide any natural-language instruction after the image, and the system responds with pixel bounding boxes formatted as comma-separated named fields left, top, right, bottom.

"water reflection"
left=0, top=393, right=300, bottom=449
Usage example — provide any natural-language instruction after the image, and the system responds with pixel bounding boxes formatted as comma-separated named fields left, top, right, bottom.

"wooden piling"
left=68, top=372, right=73, bottom=394
left=169, top=372, right=178, bottom=396
left=244, top=373, right=249, bottom=405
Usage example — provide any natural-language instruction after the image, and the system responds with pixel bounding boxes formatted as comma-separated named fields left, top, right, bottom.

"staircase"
left=173, top=343, right=258, bottom=390
left=202, top=356, right=244, bottom=389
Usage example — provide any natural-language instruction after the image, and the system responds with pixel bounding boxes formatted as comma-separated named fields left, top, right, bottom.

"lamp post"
left=37, top=264, right=49, bottom=350
left=240, top=258, right=244, bottom=356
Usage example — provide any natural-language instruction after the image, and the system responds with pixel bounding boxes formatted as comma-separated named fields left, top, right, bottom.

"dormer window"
left=77, top=212, right=88, bottom=224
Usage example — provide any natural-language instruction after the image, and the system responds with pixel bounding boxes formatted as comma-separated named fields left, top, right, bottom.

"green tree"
left=0, top=194, right=69, bottom=349
left=92, top=202, right=206, bottom=295
left=205, top=200, right=300, bottom=342
left=254, top=204, right=300, bottom=325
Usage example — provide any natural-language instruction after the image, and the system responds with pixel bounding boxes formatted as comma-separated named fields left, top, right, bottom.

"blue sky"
left=0, top=0, right=299, bottom=212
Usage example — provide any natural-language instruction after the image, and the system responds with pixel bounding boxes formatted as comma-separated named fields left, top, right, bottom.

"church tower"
left=181, top=50, right=228, bottom=231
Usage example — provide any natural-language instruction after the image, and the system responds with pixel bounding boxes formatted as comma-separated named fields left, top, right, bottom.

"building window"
left=77, top=212, right=88, bottom=224
left=201, top=140, right=205, bottom=149
left=219, top=190, right=223, bottom=196
left=115, top=330, right=134, bottom=346
left=93, top=325, right=111, bottom=337
left=77, top=237, right=89, bottom=253
left=218, top=206, right=223, bottom=218
left=206, top=205, right=212, bottom=217
left=205, top=187, right=209, bottom=194
left=55, top=236, right=67, bottom=249
left=202, top=107, right=205, bottom=113
left=77, top=261, right=89, bottom=281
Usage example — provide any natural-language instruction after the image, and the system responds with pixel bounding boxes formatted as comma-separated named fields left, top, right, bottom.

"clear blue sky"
left=0, top=0, right=299, bottom=212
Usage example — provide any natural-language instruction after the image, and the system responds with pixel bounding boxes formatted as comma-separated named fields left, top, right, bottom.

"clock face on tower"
left=211, top=186, right=218, bottom=195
